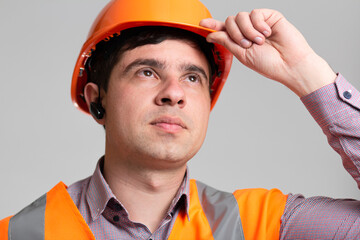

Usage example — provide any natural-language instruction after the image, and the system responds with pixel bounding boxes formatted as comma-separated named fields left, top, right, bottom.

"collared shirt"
left=67, top=74, right=360, bottom=239
left=280, top=73, right=360, bottom=239
left=67, top=159, right=190, bottom=240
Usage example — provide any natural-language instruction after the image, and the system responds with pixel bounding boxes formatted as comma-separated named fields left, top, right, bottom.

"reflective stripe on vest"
left=196, top=181, right=244, bottom=240
left=7, top=181, right=244, bottom=239
left=8, top=194, right=46, bottom=240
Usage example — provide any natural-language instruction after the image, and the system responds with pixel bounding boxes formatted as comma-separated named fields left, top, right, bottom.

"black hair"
left=85, top=26, right=217, bottom=92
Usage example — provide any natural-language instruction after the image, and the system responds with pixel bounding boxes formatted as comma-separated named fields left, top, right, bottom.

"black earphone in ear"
left=90, top=102, right=105, bottom=120
left=89, top=83, right=105, bottom=120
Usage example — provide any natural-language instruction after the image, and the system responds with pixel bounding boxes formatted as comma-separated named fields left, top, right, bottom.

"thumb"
left=199, top=18, right=225, bottom=31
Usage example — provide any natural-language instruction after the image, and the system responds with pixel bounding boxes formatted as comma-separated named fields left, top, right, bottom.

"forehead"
left=118, top=39, right=210, bottom=71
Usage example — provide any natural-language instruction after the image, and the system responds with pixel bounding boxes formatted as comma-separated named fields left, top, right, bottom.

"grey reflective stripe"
left=196, top=181, right=244, bottom=240
left=8, top=193, right=46, bottom=240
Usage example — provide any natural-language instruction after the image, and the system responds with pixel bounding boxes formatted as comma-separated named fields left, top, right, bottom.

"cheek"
left=105, top=86, right=152, bottom=127
left=189, top=94, right=211, bottom=135
left=198, top=111, right=210, bottom=138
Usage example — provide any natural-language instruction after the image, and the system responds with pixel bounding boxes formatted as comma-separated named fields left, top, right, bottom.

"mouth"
left=150, top=116, right=187, bottom=133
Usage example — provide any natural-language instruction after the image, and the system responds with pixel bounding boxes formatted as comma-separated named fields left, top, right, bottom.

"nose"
left=155, top=78, right=186, bottom=108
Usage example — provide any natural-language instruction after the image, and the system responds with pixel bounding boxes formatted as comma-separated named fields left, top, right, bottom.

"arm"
left=281, top=75, right=360, bottom=239
left=301, top=74, right=360, bottom=187
left=201, top=9, right=360, bottom=238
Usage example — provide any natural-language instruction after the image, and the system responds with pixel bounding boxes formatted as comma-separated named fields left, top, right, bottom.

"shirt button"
left=343, top=91, right=352, bottom=99
left=113, top=215, right=120, bottom=222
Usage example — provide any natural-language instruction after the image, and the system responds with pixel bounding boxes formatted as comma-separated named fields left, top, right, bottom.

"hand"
left=200, top=9, right=336, bottom=97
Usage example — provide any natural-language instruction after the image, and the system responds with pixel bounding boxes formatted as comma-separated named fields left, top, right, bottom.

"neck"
left=103, top=154, right=187, bottom=233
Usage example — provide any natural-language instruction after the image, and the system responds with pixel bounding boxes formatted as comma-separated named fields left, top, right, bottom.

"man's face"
left=102, top=39, right=211, bottom=169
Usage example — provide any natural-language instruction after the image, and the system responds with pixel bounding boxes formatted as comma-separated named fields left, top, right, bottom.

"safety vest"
left=0, top=180, right=286, bottom=239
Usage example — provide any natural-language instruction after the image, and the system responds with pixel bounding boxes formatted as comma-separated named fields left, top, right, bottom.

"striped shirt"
left=67, top=161, right=190, bottom=240
left=68, top=74, right=360, bottom=239
left=280, top=74, right=360, bottom=239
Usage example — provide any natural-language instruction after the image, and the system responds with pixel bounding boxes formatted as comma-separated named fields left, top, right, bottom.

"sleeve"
left=280, top=74, right=360, bottom=239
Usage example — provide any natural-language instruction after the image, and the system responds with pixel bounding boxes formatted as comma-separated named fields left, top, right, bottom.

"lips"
left=150, top=116, right=187, bottom=132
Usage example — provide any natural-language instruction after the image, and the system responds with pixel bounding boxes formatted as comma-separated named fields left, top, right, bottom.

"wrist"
left=291, top=53, right=337, bottom=97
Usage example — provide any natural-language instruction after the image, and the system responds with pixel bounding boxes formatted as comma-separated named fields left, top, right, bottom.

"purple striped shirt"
left=68, top=74, right=360, bottom=239
left=67, top=160, right=190, bottom=240
left=281, top=74, right=360, bottom=239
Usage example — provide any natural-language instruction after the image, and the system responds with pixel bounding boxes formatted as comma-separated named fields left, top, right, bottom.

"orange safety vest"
left=0, top=180, right=286, bottom=239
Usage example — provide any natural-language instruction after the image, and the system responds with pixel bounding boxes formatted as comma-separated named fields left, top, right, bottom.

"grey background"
left=1, top=0, right=359, bottom=218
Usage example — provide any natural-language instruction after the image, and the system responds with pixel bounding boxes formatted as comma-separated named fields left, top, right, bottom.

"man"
left=1, top=0, right=359, bottom=239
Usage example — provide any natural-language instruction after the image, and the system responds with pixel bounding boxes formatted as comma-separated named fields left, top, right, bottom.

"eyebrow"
left=122, top=58, right=209, bottom=81
left=123, top=58, right=165, bottom=75
left=180, top=63, right=209, bottom=81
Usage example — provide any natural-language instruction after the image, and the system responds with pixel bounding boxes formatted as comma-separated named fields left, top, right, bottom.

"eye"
left=136, top=68, right=158, bottom=80
left=186, top=74, right=200, bottom=83
left=141, top=70, right=153, bottom=77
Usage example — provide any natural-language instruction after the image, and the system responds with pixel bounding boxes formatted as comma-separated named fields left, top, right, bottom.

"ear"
left=84, top=83, right=106, bottom=125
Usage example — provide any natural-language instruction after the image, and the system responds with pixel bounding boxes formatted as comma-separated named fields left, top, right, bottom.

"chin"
left=140, top=145, right=198, bottom=168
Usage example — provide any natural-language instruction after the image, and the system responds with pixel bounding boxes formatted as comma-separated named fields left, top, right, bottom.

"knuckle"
left=242, top=25, right=255, bottom=35
left=235, top=12, right=247, bottom=21
left=210, top=20, right=218, bottom=29
left=225, top=15, right=235, bottom=24
left=220, top=32, right=230, bottom=45
left=250, top=9, right=261, bottom=15
left=216, top=36, right=226, bottom=47
left=252, top=19, right=263, bottom=29
left=275, top=11, right=284, bottom=19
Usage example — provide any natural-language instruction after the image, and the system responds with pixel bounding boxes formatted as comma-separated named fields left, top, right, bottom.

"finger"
left=206, top=31, right=246, bottom=62
left=224, top=15, right=253, bottom=48
left=199, top=18, right=226, bottom=31
left=234, top=12, right=265, bottom=45
left=249, top=9, right=272, bottom=37
left=251, top=9, right=285, bottom=29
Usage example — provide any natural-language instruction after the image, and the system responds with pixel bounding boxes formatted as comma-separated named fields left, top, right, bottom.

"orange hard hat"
left=71, top=0, right=233, bottom=114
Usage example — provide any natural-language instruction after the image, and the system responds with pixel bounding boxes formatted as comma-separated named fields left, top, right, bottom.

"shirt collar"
left=86, top=156, right=191, bottom=221
left=167, top=166, right=191, bottom=221
left=86, top=157, right=115, bottom=221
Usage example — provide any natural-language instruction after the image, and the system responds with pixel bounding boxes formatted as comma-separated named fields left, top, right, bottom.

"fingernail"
left=254, top=37, right=263, bottom=44
left=240, top=39, right=251, bottom=47
left=263, top=31, right=270, bottom=37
